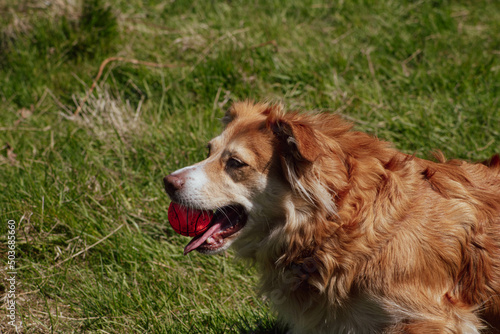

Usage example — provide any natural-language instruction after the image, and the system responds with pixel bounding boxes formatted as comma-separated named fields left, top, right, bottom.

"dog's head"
left=164, top=101, right=352, bottom=256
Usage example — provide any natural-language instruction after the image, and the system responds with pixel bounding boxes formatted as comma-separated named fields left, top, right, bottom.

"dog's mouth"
left=183, top=205, right=247, bottom=255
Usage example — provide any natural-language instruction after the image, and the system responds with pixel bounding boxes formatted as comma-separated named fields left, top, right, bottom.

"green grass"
left=0, top=0, right=499, bottom=332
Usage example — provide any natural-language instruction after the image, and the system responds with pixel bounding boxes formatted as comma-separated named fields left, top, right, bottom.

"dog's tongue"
left=183, top=221, right=224, bottom=255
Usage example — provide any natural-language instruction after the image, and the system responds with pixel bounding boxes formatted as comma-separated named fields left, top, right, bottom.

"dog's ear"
left=268, top=112, right=322, bottom=163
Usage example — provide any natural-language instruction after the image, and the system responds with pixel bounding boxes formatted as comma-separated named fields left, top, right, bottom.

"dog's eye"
left=227, top=157, right=247, bottom=169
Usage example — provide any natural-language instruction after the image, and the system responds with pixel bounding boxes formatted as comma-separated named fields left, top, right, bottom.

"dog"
left=163, top=101, right=500, bottom=333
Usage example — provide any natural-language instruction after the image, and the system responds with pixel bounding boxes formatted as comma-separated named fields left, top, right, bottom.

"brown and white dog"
left=163, top=101, right=500, bottom=333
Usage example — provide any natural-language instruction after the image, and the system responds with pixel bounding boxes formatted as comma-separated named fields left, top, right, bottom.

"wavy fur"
left=236, top=102, right=500, bottom=333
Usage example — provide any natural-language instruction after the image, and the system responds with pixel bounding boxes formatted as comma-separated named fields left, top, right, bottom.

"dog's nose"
left=163, top=174, right=184, bottom=196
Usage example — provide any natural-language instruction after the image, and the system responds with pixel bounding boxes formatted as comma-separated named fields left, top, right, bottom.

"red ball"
left=168, top=202, right=213, bottom=237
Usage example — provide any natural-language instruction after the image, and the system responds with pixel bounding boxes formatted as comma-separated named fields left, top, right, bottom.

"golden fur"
left=168, top=101, right=500, bottom=333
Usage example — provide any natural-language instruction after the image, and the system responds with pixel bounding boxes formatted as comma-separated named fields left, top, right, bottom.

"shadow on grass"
left=238, top=319, right=288, bottom=334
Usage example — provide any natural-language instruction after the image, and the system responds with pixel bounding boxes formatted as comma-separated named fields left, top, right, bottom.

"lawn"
left=0, top=0, right=499, bottom=333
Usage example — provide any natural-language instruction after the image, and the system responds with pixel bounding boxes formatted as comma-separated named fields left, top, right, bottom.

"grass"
left=0, top=0, right=499, bottom=332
